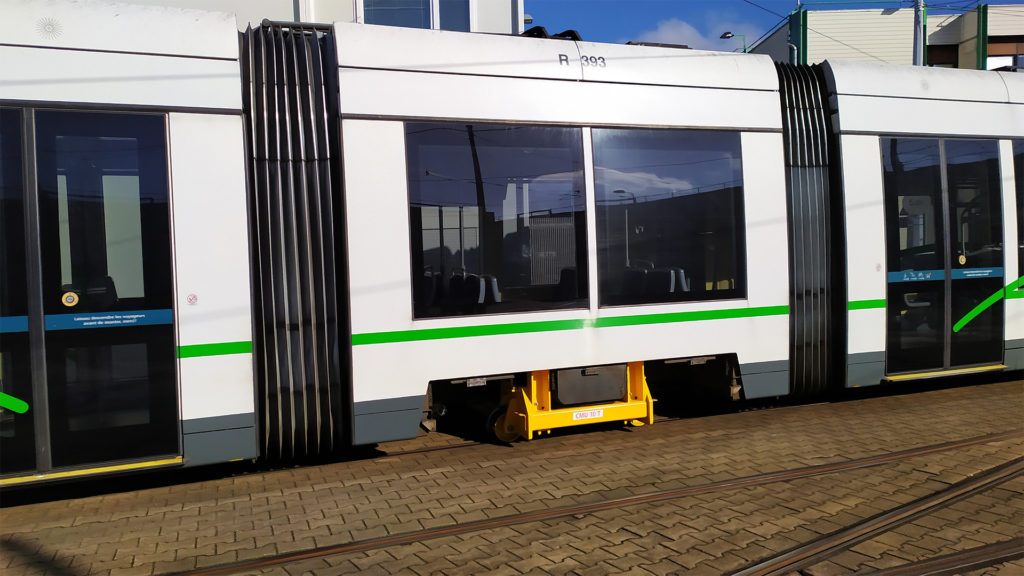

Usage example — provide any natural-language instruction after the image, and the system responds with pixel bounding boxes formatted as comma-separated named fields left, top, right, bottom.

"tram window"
left=406, top=123, right=587, bottom=318
left=0, top=108, right=36, bottom=474
left=1014, top=141, right=1023, bottom=276
left=592, top=128, right=746, bottom=306
left=946, top=140, right=1001, bottom=270
left=882, top=139, right=944, bottom=271
left=36, top=113, right=171, bottom=314
left=0, top=108, right=27, bottom=318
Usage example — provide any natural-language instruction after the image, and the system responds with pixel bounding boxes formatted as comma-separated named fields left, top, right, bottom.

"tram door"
left=0, top=109, right=178, bottom=476
left=882, top=138, right=1004, bottom=375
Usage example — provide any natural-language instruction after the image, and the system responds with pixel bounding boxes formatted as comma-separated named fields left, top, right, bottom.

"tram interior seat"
left=481, top=274, right=501, bottom=303
left=645, top=268, right=674, bottom=295
left=421, top=269, right=439, bottom=308
left=439, top=270, right=502, bottom=311
left=670, top=267, right=691, bottom=292
left=622, top=265, right=690, bottom=299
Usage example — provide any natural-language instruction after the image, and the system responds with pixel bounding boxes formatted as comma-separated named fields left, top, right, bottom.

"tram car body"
left=0, top=0, right=1020, bottom=485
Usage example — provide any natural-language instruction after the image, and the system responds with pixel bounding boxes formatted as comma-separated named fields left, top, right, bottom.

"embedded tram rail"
left=169, top=431, right=1024, bottom=576
left=1, top=379, right=1021, bottom=576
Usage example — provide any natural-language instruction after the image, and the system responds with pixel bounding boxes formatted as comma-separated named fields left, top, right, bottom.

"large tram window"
left=592, top=128, right=746, bottom=306
left=406, top=123, right=587, bottom=318
left=0, top=108, right=36, bottom=474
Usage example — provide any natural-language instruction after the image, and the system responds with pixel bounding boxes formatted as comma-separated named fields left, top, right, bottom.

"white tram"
left=0, top=0, right=1020, bottom=485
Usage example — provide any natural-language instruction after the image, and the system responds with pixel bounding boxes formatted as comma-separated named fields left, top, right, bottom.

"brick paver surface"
left=1, top=380, right=1021, bottom=575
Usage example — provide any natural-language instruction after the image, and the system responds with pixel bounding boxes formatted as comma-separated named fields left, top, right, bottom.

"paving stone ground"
left=1, top=380, right=1021, bottom=576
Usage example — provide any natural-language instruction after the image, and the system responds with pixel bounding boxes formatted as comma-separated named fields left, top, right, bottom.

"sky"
left=521, top=0, right=1019, bottom=50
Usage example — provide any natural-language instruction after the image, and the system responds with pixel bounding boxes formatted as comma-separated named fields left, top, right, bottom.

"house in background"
left=752, top=4, right=1024, bottom=70
left=122, top=0, right=524, bottom=34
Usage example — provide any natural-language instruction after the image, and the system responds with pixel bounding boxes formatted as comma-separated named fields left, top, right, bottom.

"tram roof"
left=0, top=0, right=239, bottom=61
left=334, top=22, right=781, bottom=93
left=824, top=59, right=1023, bottom=105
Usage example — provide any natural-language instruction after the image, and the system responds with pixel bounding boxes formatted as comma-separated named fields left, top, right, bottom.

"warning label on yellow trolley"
left=573, top=409, right=604, bottom=421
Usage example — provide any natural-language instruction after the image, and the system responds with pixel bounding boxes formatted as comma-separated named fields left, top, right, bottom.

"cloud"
left=631, top=15, right=763, bottom=52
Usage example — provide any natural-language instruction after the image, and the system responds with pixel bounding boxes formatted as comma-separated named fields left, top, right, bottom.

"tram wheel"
left=486, top=405, right=519, bottom=443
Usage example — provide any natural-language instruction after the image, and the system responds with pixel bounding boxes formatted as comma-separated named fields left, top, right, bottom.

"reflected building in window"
left=406, top=123, right=587, bottom=318
left=593, top=129, right=747, bottom=306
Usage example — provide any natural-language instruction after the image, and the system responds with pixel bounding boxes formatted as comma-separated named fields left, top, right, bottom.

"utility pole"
left=913, top=0, right=924, bottom=65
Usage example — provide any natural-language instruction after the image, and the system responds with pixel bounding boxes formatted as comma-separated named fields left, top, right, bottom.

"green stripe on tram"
left=953, top=276, right=1024, bottom=333
left=0, top=392, right=29, bottom=414
left=848, top=299, right=886, bottom=310
left=177, top=341, right=253, bottom=358
left=351, top=305, right=790, bottom=346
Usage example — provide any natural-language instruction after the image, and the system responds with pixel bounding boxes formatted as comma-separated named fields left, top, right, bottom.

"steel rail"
left=172, top=429, right=1022, bottom=576
left=855, top=538, right=1024, bottom=576
left=732, top=457, right=1024, bottom=576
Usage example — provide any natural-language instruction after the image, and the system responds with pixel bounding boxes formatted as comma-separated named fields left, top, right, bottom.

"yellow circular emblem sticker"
left=62, top=292, right=79, bottom=307
left=958, top=254, right=967, bottom=266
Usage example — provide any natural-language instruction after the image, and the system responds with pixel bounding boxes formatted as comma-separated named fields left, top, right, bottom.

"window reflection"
left=882, top=138, right=945, bottom=373
left=407, top=123, right=587, bottom=318
left=1014, top=140, right=1023, bottom=275
left=37, top=113, right=170, bottom=315
left=945, top=139, right=1002, bottom=368
left=0, top=108, right=35, bottom=474
left=946, top=140, right=1001, bottom=270
left=592, top=129, right=746, bottom=306
left=882, top=138, right=943, bottom=273
left=35, top=111, right=178, bottom=467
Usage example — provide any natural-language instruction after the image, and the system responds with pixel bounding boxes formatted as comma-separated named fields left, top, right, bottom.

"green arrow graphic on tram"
left=0, top=392, right=29, bottom=414
left=953, top=276, right=1024, bottom=333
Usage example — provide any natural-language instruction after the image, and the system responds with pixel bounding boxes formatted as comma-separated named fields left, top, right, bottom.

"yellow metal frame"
left=0, top=456, right=183, bottom=487
left=496, top=362, right=655, bottom=441
left=885, top=364, right=1006, bottom=381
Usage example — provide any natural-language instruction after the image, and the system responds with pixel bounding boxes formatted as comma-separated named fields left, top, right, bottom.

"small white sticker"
left=466, top=377, right=487, bottom=387
left=573, top=409, right=604, bottom=421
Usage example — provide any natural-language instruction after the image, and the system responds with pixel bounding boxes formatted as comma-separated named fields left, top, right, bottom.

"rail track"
left=733, top=457, right=1024, bottom=575
left=174, top=429, right=1023, bottom=576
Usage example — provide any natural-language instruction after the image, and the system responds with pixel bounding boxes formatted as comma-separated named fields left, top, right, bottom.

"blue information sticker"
left=0, top=316, right=29, bottom=334
left=951, top=267, right=1004, bottom=280
left=887, top=270, right=945, bottom=283
left=44, top=309, right=173, bottom=331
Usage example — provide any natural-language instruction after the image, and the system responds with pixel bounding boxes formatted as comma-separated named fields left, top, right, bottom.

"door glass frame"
left=881, top=136, right=1005, bottom=376
left=0, top=106, right=180, bottom=477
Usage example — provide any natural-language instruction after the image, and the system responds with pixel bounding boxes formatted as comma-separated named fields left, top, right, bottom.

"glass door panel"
left=946, top=140, right=1003, bottom=367
left=35, top=111, right=177, bottom=467
left=0, top=108, right=36, bottom=474
left=882, top=138, right=1005, bottom=375
left=883, top=138, right=946, bottom=373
